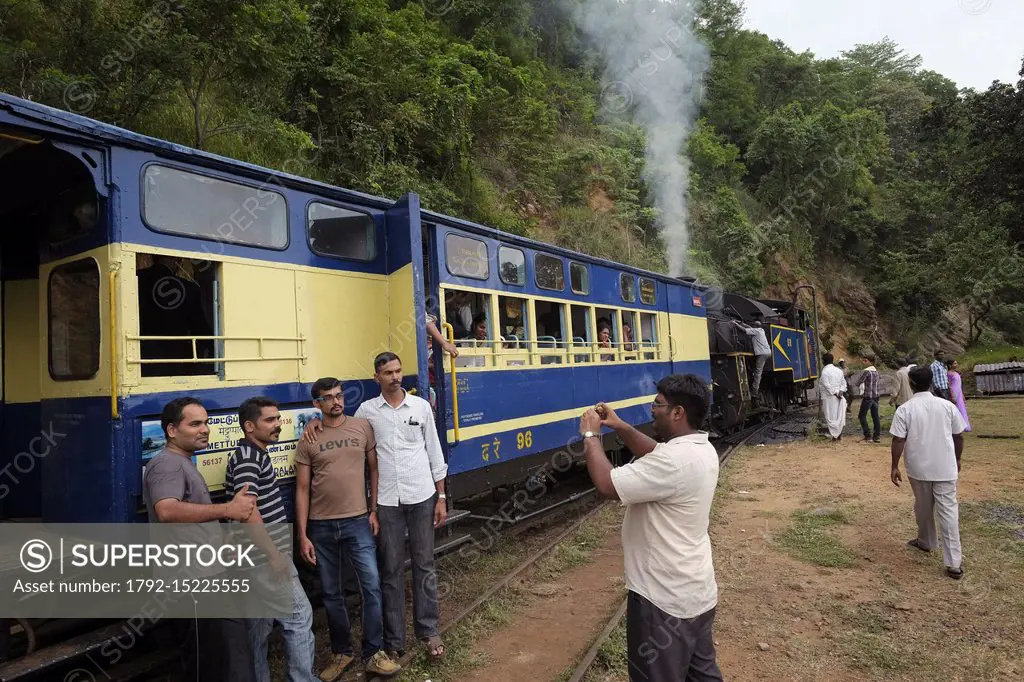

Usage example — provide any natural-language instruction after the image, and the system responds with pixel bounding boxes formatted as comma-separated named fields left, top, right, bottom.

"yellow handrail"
left=442, top=322, right=460, bottom=443
left=125, top=334, right=307, bottom=365
left=108, top=269, right=119, bottom=419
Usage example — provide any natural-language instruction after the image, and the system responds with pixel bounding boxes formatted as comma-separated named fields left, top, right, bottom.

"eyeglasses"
left=316, top=394, right=343, bottom=404
left=651, top=401, right=671, bottom=410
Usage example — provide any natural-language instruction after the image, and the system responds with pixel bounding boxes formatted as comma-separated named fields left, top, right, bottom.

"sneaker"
left=319, top=654, right=354, bottom=682
left=366, top=650, right=401, bottom=676
left=946, top=566, right=964, bottom=580
left=872, top=437, right=881, bottom=443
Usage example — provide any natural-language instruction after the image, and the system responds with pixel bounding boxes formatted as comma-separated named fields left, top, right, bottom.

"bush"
left=846, top=335, right=866, bottom=357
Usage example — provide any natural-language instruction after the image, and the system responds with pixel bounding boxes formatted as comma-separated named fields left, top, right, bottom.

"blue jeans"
left=309, top=515, right=384, bottom=661
left=248, top=565, right=316, bottom=682
left=859, top=397, right=880, bottom=439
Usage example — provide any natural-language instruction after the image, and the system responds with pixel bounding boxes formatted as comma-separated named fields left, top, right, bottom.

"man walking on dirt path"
left=854, top=355, right=881, bottom=442
left=889, top=365, right=967, bottom=580
left=579, top=374, right=723, bottom=681
left=930, top=350, right=952, bottom=400
left=819, top=353, right=847, bottom=441
left=890, top=357, right=916, bottom=408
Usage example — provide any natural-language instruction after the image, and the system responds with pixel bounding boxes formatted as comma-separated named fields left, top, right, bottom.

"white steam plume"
left=572, top=0, right=710, bottom=276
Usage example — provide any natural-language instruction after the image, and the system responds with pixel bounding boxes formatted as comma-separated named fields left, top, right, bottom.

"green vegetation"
left=4, top=0, right=1023, bottom=348
left=775, top=507, right=858, bottom=568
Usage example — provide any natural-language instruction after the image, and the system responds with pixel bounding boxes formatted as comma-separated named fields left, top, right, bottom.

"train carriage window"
left=595, top=307, right=619, bottom=361
left=620, top=274, right=636, bottom=303
left=640, top=312, right=658, bottom=360
left=136, top=254, right=218, bottom=377
left=497, top=295, right=529, bottom=364
left=499, top=246, right=526, bottom=286
left=48, top=258, right=101, bottom=380
left=308, top=203, right=376, bottom=261
left=534, top=299, right=566, bottom=364
left=142, top=165, right=288, bottom=249
left=570, top=262, right=589, bottom=295
left=445, top=234, right=489, bottom=280
left=451, top=291, right=494, bottom=369
left=639, top=278, right=656, bottom=305
left=535, top=254, right=565, bottom=291
left=622, top=310, right=639, bottom=360
left=570, top=304, right=593, bottom=363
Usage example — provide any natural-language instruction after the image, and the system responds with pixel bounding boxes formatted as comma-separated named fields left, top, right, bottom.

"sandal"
left=423, top=635, right=445, bottom=659
left=907, top=539, right=931, bottom=552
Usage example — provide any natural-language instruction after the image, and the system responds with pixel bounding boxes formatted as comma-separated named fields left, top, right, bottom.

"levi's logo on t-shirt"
left=317, top=439, right=361, bottom=452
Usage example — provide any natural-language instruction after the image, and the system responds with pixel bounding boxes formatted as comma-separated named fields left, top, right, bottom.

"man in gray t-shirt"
left=143, top=448, right=213, bottom=517
left=143, top=397, right=256, bottom=682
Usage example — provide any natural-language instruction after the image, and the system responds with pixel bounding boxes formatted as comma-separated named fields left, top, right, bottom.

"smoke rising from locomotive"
left=573, top=0, right=710, bottom=277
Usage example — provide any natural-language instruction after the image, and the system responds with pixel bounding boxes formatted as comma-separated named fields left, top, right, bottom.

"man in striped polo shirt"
left=226, top=396, right=316, bottom=682
left=931, top=350, right=952, bottom=400
left=854, top=355, right=881, bottom=443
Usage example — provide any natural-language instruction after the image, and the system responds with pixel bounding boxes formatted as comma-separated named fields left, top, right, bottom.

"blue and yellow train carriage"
left=419, top=219, right=713, bottom=497
left=0, top=93, right=712, bottom=525
left=0, top=94, right=429, bottom=523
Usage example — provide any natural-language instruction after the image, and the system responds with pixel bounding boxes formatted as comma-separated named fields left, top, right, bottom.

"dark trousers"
left=377, top=497, right=439, bottom=652
left=626, top=591, right=722, bottom=682
left=309, top=515, right=385, bottom=661
left=172, top=617, right=255, bottom=682
left=859, top=397, right=880, bottom=439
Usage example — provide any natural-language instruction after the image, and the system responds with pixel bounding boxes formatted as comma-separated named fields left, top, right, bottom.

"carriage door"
left=383, top=193, right=434, bottom=419
left=0, top=131, right=113, bottom=521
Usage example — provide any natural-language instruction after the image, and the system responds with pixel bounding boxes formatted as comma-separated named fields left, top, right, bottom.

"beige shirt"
left=610, top=432, right=719, bottom=619
left=891, top=365, right=915, bottom=406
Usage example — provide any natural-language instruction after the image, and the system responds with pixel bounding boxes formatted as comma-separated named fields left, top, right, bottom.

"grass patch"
left=959, top=344, right=1024, bottom=371
left=849, top=631, right=904, bottom=672
left=775, top=508, right=858, bottom=568
left=589, top=619, right=628, bottom=679
left=536, top=510, right=611, bottom=577
left=826, top=600, right=909, bottom=675
left=960, top=501, right=1024, bottom=559
left=393, top=591, right=518, bottom=681
left=711, top=457, right=737, bottom=523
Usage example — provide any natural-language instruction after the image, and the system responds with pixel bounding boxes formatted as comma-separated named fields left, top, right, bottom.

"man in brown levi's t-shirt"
left=294, top=377, right=400, bottom=680
left=296, top=418, right=375, bottom=520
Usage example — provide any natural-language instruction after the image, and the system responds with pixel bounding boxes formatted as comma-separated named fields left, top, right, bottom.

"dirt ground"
left=582, top=397, right=1024, bottom=682
left=709, top=396, right=1024, bottom=682
left=294, top=398, right=1024, bottom=682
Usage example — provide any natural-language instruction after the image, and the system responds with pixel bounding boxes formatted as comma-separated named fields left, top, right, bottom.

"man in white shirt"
left=579, top=374, right=722, bottom=681
left=890, top=365, right=967, bottom=580
left=356, top=352, right=449, bottom=660
left=818, top=353, right=847, bottom=441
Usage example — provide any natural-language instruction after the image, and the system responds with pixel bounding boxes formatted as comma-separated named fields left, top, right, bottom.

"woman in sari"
left=947, top=359, right=971, bottom=432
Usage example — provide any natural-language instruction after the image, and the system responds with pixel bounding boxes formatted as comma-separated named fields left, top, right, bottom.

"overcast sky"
left=741, top=0, right=1024, bottom=91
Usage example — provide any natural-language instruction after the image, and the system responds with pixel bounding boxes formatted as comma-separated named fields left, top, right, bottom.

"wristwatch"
left=438, top=493, right=447, bottom=500
left=582, top=431, right=599, bottom=439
